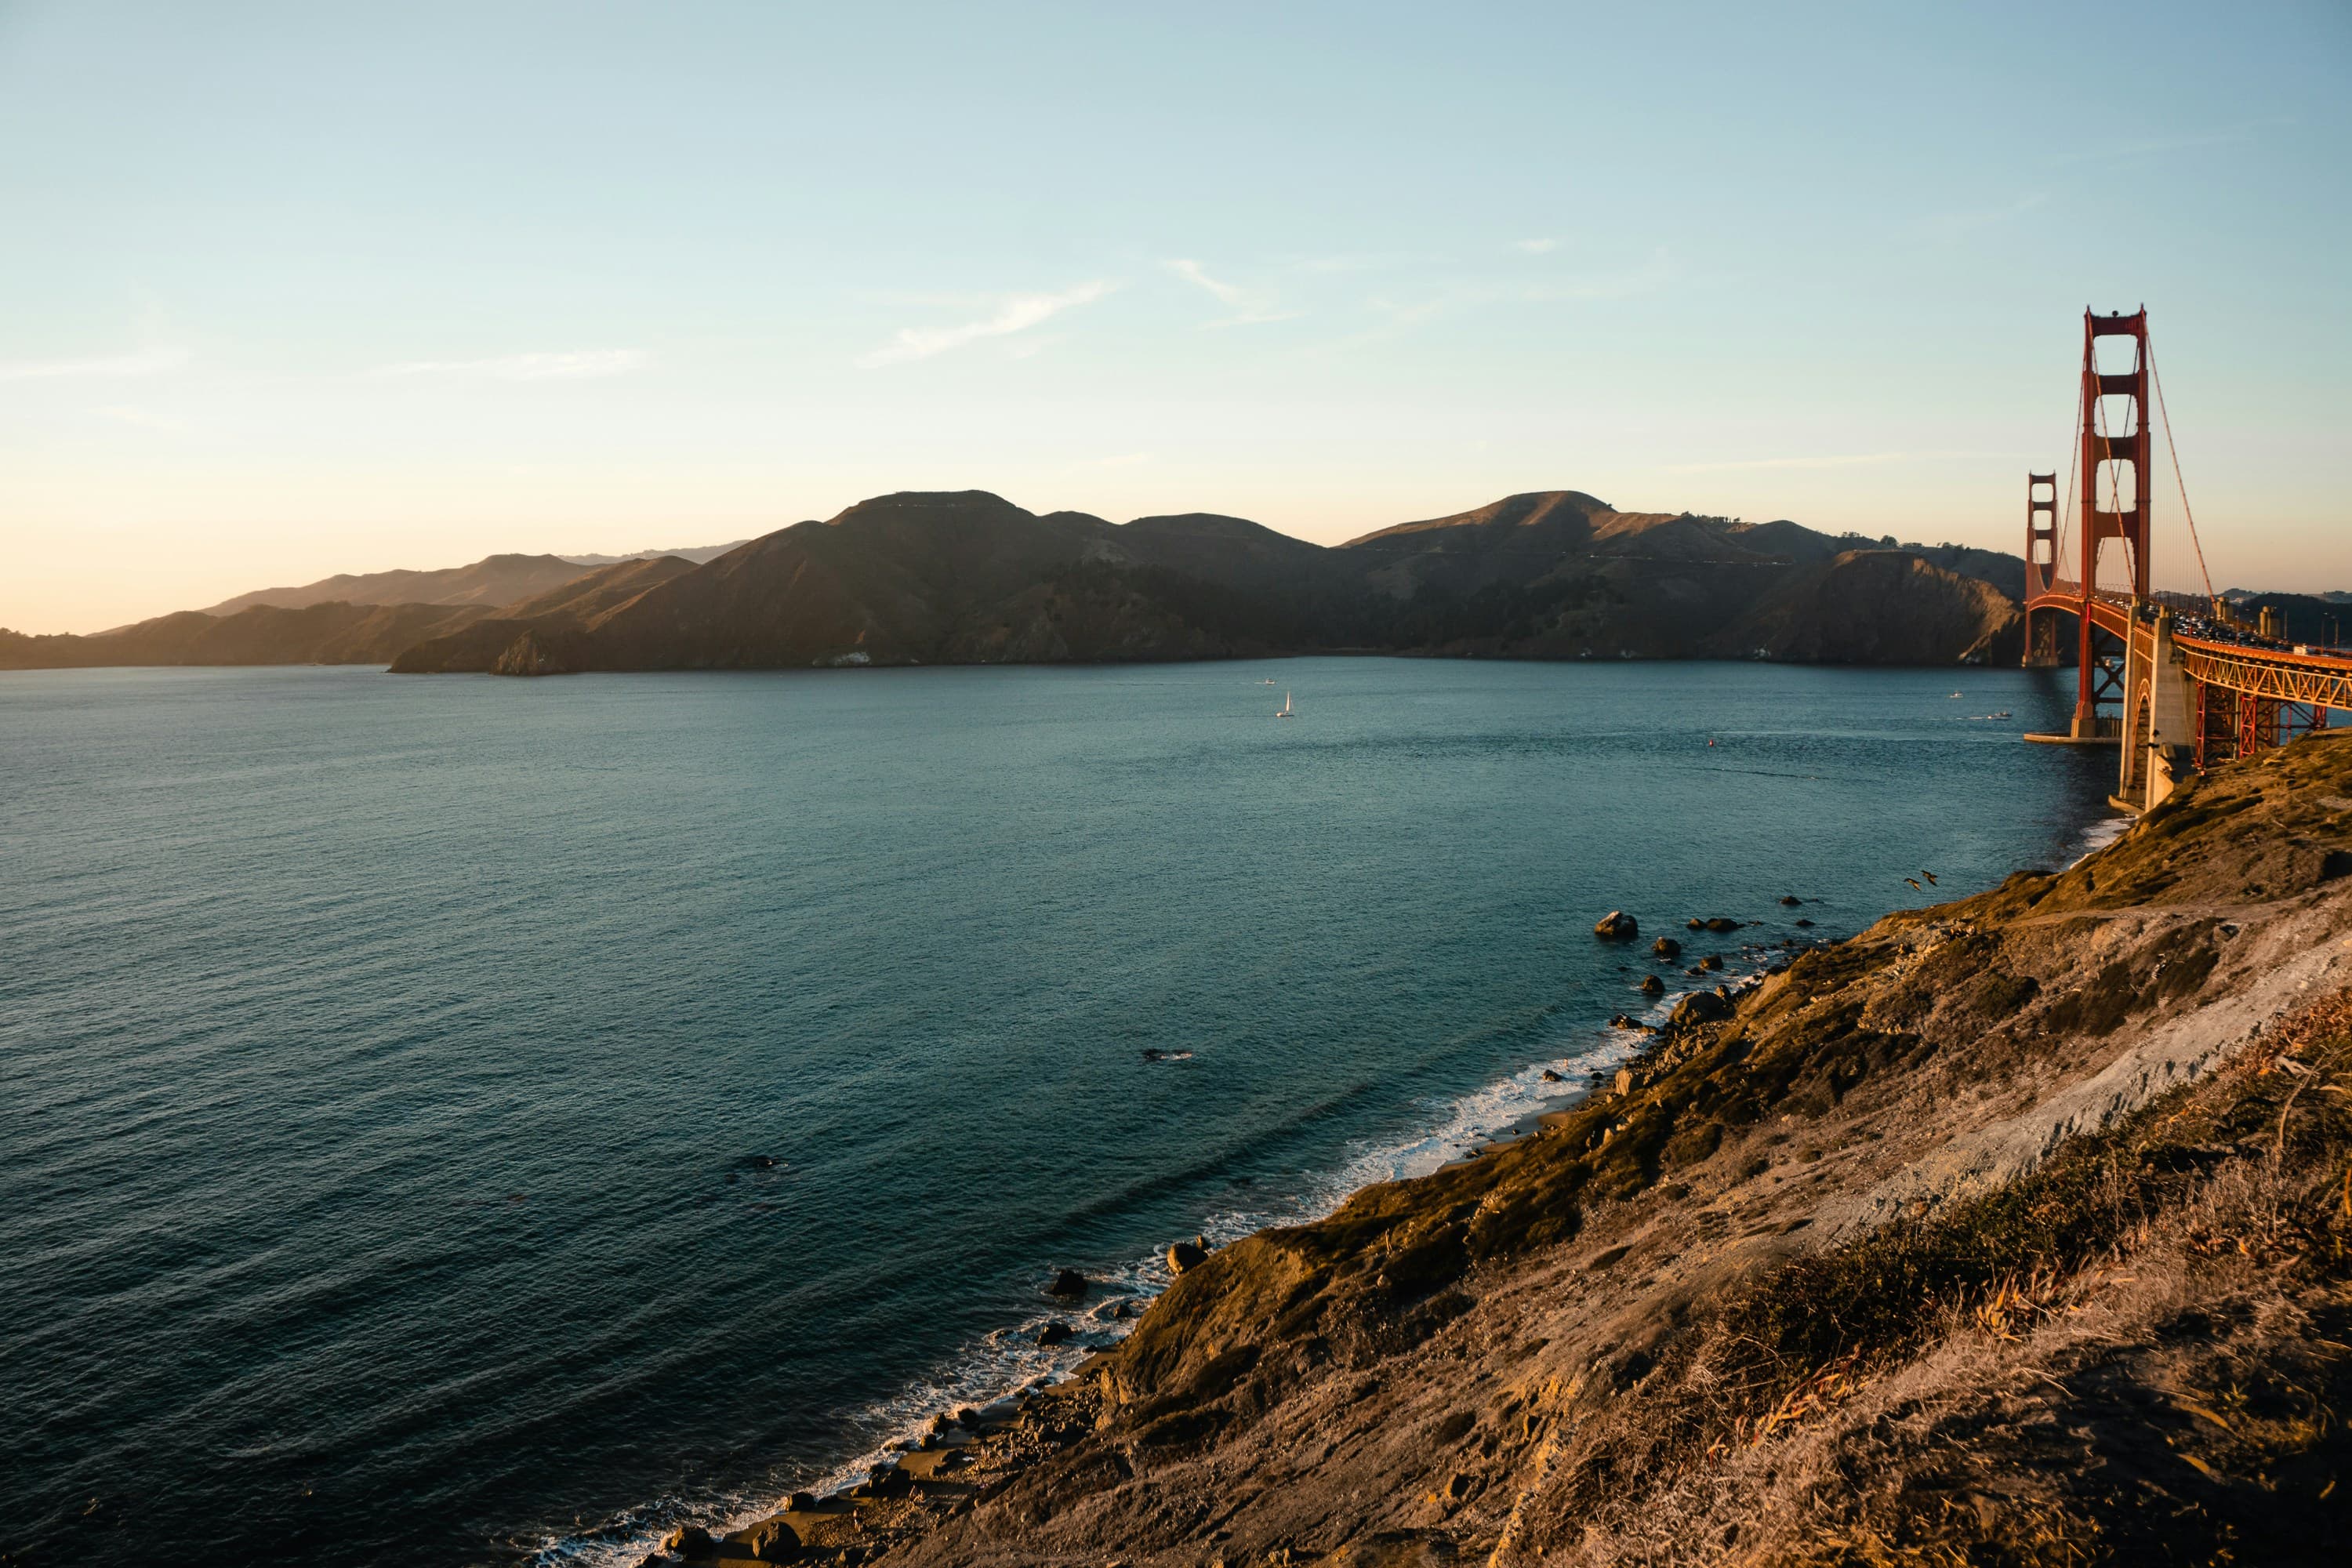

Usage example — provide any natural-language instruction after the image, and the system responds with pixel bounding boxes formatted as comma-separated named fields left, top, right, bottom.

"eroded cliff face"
left=762, top=736, right=2352, bottom=1568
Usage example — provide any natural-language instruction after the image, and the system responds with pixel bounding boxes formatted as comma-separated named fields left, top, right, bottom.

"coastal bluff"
left=664, top=734, right=2352, bottom=1566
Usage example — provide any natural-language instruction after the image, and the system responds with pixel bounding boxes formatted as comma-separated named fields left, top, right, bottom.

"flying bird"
left=1921, top=870, right=1939, bottom=885
left=1904, top=877, right=1924, bottom=891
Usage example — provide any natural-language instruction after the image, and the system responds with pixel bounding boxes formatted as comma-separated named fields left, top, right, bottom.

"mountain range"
left=2, top=491, right=2030, bottom=674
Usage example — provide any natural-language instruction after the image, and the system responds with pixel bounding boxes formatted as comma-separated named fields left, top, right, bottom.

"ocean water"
left=1, top=659, right=2116, bottom=1566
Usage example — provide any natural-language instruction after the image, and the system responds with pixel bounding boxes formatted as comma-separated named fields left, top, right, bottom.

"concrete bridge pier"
left=2114, top=607, right=2195, bottom=813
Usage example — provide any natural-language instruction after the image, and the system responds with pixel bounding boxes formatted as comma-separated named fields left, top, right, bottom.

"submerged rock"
left=1780, top=894, right=1802, bottom=905
left=1593, top=910, right=1639, bottom=940
left=1704, top=916, right=1742, bottom=932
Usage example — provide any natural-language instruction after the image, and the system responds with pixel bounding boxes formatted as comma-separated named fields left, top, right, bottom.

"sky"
left=2, top=1, right=2347, bottom=634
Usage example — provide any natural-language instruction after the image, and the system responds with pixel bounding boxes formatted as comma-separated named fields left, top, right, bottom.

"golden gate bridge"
left=2020, top=307, right=2352, bottom=812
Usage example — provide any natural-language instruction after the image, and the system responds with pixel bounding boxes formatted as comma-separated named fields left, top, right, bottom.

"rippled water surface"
left=2, top=659, right=2115, bottom=1565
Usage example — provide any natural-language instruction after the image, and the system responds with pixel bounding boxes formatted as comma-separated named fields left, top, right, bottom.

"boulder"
left=1047, top=1268, right=1087, bottom=1298
left=1795, top=917, right=1814, bottom=927
left=1686, top=917, right=1705, bottom=930
left=746, top=1519, right=802, bottom=1563
left=1037, top=1321, right=1073, bottom=1346
left=1704, top=917, right=1741, bottom=932
left=1638, top=975, right=1665, bottom=996
left=1701, top=953, right=1723, bottom=971
left=1652, top=936, right=1682, bottom=959
left=1612, top=1068, right=1638, bottom=1096
left=783, top=1491, right=816, bottom=1513
left=1167, top=1236, right=1210, bottom=1274
left=662, top=1525, right=717, bottom=1559
left=1780, top=895, right=1802, bottom=906
left=1592, top=910, right=1639, bottom=940
left=1541, top=1068, right=1565, bottom=1083
left=1671, top=990, right=1733, bottom=1025
left=868, top=1463, right=912, bottom=1498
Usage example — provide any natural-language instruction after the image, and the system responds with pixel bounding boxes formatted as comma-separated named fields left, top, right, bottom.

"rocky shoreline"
left=632, top=735, right=2352, bottom=1566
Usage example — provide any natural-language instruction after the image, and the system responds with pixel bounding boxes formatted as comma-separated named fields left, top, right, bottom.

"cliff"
left=689, top=735, right=2352, bottom=1566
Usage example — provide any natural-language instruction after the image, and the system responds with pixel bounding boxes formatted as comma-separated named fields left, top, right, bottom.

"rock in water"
left=1780, top=895, right=1802, bottom=906
left=1037, top=1321, right=1073, bottom=1346
left=1167, top=1236, right=1209, bottom=1274
left=1047, top=1268, right=1087, bottom=1298
left=1541, top=1068, right=1565, bottom=1083
left=1652, top=936, right=1682, bottom=959
left=1686, top=917, right=1705, bottom=930
left=1638, top=975, right=1666, bottom=996
left=1592, top=910, right=1639, bottom=940
left=662, top=1525, right=717, bottom=1559
left=1702, top=953, right=1723, bottom=971
left=1704, top=916, right=1741, bottom=932
left=746, top=1519, right=801, bottom=1562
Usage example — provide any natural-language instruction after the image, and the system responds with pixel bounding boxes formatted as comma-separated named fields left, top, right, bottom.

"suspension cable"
left=2052, top=339, right=2082, bottom=593
left=2146, top=335, right=2217, bottom=604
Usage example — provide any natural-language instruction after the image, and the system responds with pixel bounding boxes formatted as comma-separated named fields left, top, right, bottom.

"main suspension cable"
left=2147, top=335, right=2217, bottom=604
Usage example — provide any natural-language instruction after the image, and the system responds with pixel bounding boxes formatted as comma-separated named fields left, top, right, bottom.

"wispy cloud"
left=368, top=349, right=647, bottom=380
left=1514, top=238, right=1559, bottom=254
left=1165, top=257, right=1300, bottom=328
left=0, top=347, right=189, bottom=381
left=1166, top=258, right=1246, bottom=307
left=860, top=281, right=1113, bottom=367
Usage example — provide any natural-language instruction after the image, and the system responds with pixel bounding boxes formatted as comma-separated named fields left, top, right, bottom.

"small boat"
left=1276, top=691, right=1294, bottom=719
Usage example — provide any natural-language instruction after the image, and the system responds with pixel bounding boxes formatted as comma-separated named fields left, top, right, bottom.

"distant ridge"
left=199, top=554, right=601, bottom=616
left=6, top=490, right=2034, bottom=673
left=557, top=541, right=750, bottom=568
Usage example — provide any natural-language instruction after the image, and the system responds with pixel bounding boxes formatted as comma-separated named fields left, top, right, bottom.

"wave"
left=519, top=977, right=1742, bottom=1568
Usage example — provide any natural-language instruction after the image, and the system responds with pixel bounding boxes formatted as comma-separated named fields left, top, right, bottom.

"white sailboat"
left=1276, top=691, right=1294, bottom=719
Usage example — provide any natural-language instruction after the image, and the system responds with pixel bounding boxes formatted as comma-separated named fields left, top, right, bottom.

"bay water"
left=1, top=659, right=2115, bottom=1565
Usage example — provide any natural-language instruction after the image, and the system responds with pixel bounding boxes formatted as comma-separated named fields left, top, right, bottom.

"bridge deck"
left=2024, top=587, right=2352, bottom=706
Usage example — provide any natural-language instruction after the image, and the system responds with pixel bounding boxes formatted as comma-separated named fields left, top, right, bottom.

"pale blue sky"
left=3, top=1, right=2347, bottom=632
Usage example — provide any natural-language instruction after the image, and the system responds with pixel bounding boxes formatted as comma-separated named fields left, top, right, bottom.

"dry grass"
left=1519, top=987, right=2352, bottom=1566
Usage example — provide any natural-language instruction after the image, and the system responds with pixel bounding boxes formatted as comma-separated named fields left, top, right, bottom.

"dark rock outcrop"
left=1593, top=911, right=1639, bottom=940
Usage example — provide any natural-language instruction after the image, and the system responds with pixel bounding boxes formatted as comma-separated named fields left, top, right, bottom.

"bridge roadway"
left=2025, top=580, right=2352, bottom=811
